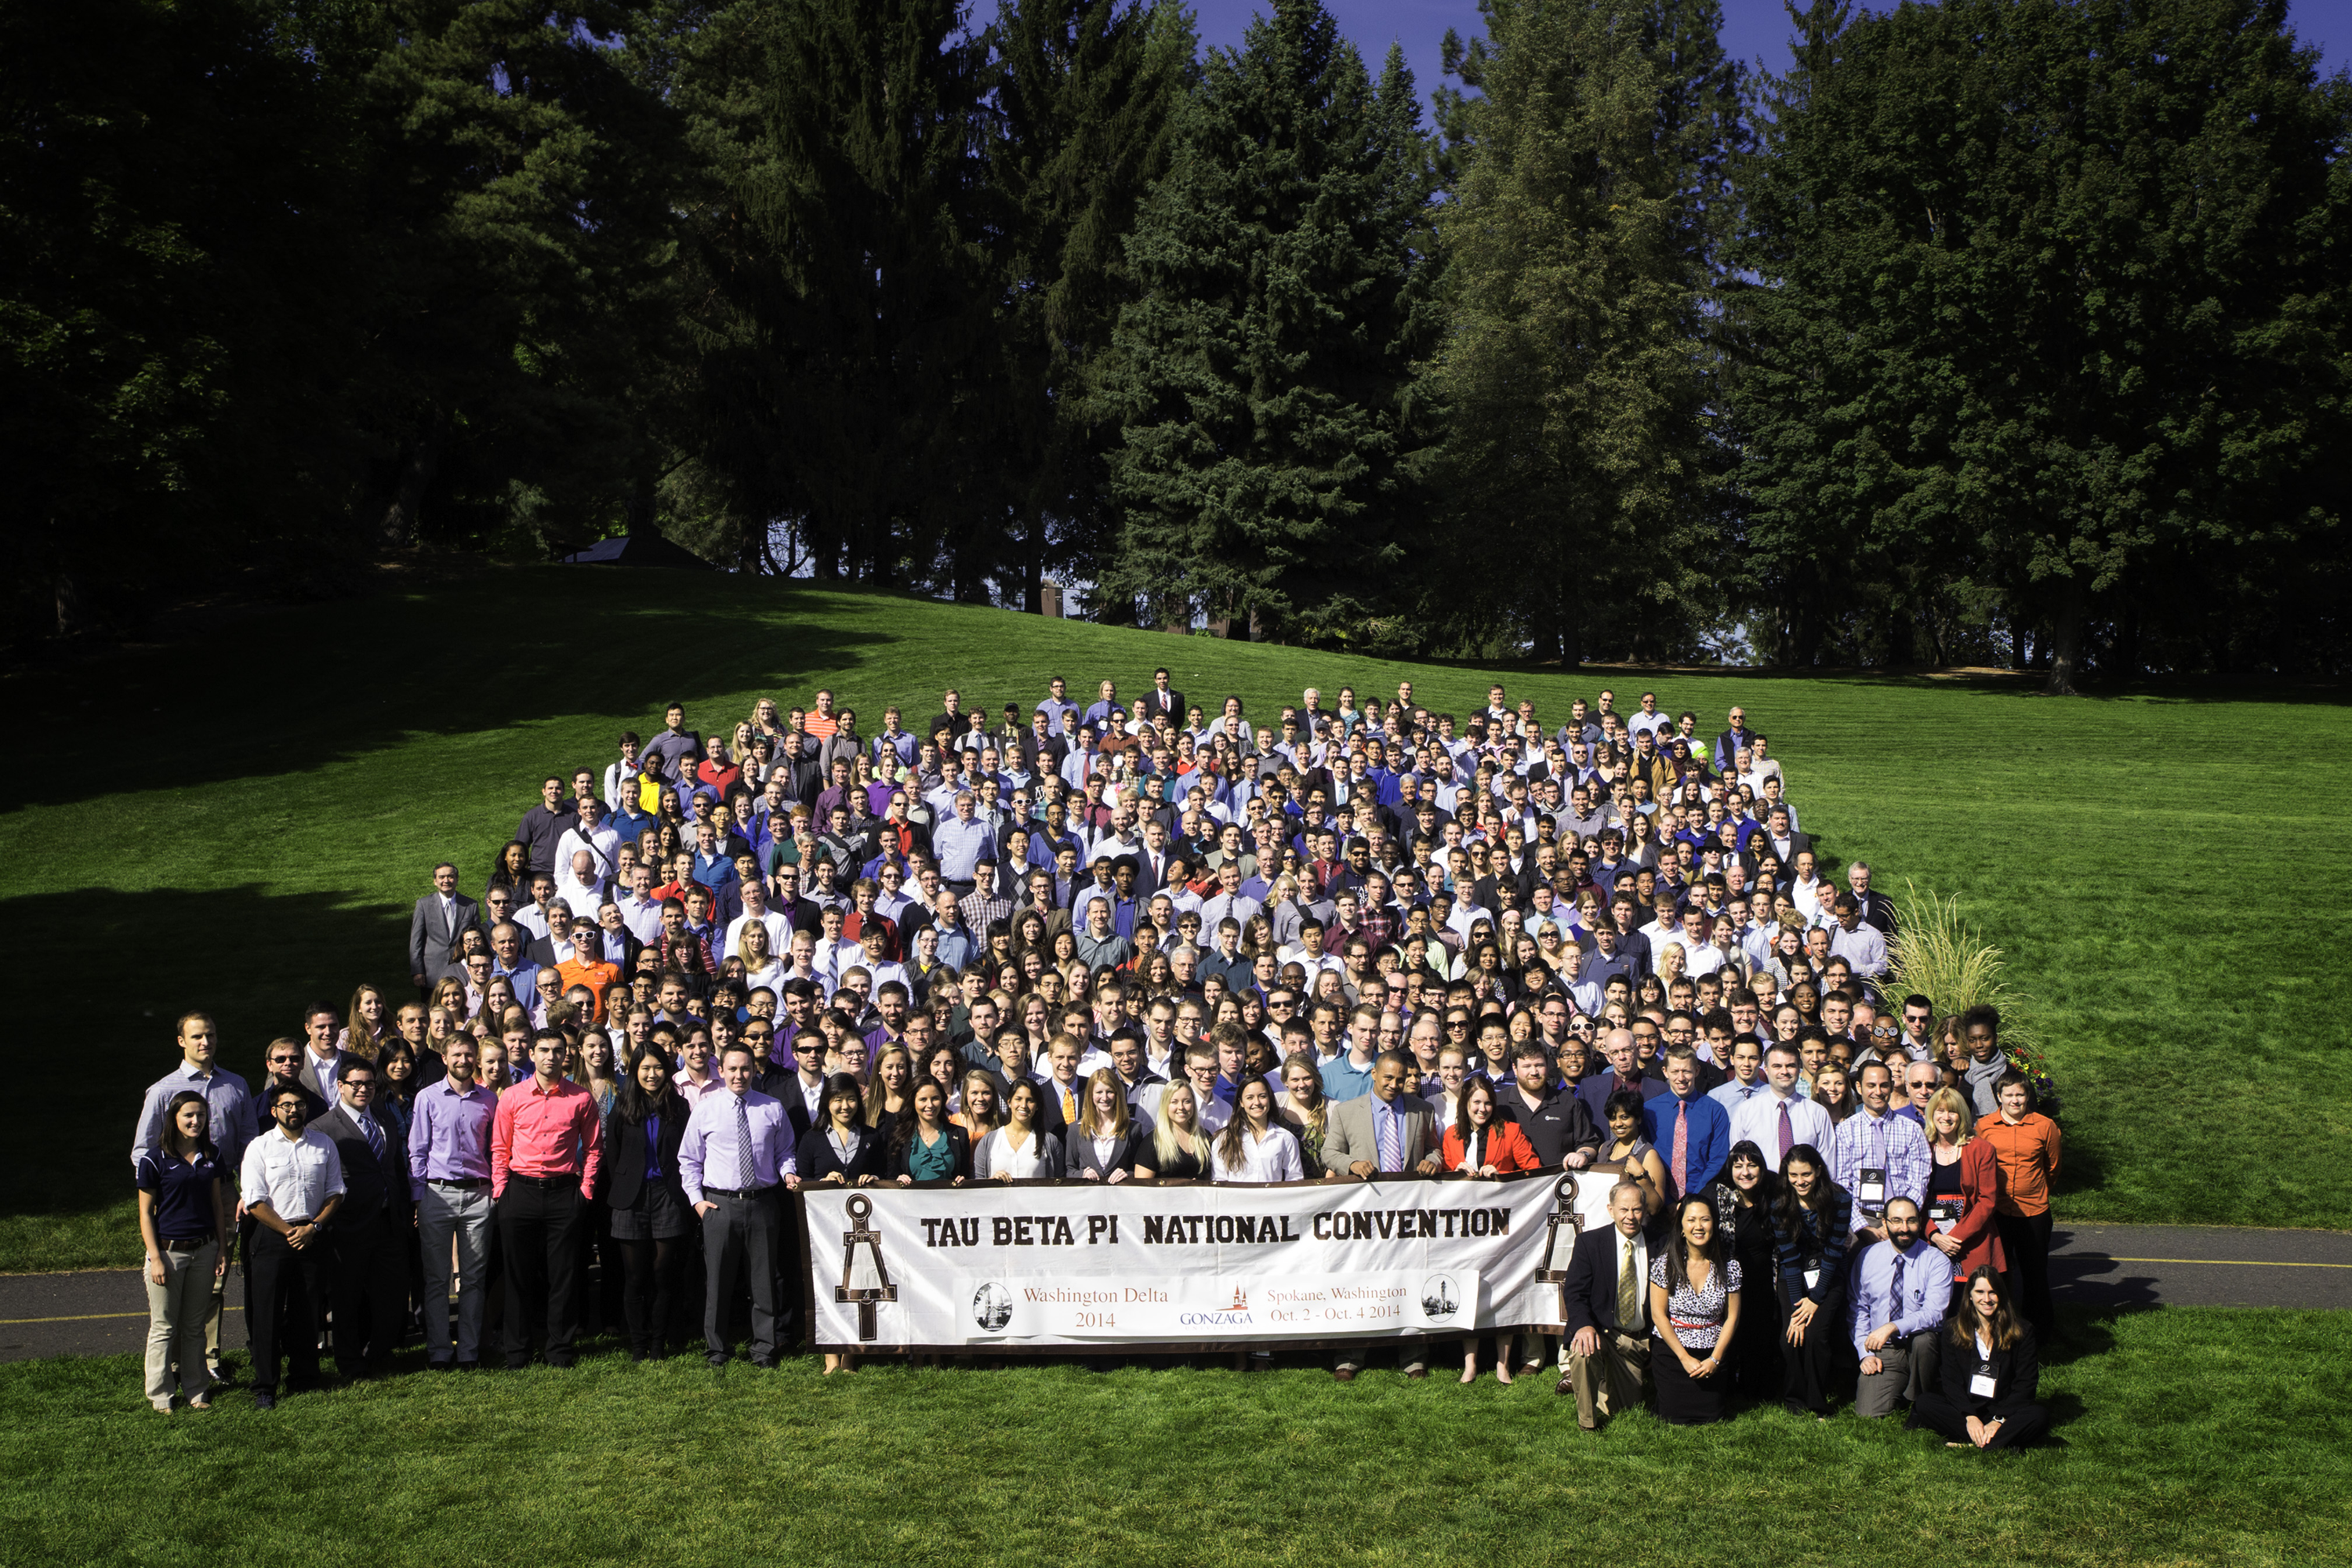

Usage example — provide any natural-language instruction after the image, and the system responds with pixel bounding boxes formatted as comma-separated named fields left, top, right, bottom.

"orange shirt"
left=555, top=956, right=621, bottom=1015
left=1978, top=1112, right=2063, bottom=1216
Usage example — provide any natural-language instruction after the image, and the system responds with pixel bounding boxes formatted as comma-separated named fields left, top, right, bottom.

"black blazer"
left=600, top=1100, right=688, bottom=1209
left=314, top=1104, right=411, bottom=1224
left=887, top=1123, right=974, bottom=1182
left=1940, top=1322, right=2042, bottom=1418
left=1062, top=1127, right=1145, bottom=1180
left=1563, top=1223, right=1663, bottom=1338
left=796, top=1123, right=887, bottom=1185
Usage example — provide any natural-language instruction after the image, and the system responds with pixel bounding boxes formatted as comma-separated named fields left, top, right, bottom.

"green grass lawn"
left=0, top=1305, right=2340, bottom=1566
left=2, top=568, right=2347, bottom=1270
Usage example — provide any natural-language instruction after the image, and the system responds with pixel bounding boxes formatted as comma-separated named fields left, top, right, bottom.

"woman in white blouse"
left=1210, top=1080, right=1302, bottom=1184
left=736, top=924, right=786, bottom=998
left=975, top=1080, right=1065, bottom=1181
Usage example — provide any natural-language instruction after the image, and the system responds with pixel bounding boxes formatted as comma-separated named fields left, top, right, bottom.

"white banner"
left=801, top=1168, right=1627, bottom=1351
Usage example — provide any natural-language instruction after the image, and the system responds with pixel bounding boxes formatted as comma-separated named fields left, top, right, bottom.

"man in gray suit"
left=1319, top=1051, right=1444, bottom=1381
left=410, top=861, right=480, bottom=992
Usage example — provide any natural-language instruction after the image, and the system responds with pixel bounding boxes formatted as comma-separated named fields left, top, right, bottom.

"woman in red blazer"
left=1442, top=1077, right=1544, bottom=1178
left=1442, top=1078, right=1542, bottom=1384
left=1922, top=1088, right=2005, bottom=1277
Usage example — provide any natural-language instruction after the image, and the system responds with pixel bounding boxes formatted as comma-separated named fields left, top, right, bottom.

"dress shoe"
left=252, top=1393, right=278, bottom=1411
left=1555, top=1374, right=1577, bottom=1397
left=1332, top=1367, right=1357, bottom=1383
left=1405, top=1367, right=1428, bottom=1379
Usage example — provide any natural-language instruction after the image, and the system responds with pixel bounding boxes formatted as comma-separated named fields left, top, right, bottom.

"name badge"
left=1927, top=1200, right=1961, bottom=1225
left=1803, top=1268, right=1821, bottom=1290
left=1969, top=1371, right=1998, bottom=1399
left=1859, top=1167, right=1887, bottom=1203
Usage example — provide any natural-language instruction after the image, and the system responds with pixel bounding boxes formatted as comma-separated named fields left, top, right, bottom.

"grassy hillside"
left=2, top=568, right=2345, bottom=1269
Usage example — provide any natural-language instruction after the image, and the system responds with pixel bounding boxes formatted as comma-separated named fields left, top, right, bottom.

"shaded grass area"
left=0, top=1306, right=2339, bottom=1566
left=2, top=570, right=2347, bottom=1269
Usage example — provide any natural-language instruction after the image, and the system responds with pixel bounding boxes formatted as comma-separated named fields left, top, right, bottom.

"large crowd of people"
left=132, top=672, right=2063, bottom=1444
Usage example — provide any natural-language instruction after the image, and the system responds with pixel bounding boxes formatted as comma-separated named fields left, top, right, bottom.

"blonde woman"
left=862, top=1044, right=914, bottom=1145
left=1655, top=938, right=1689, bottom=986
left=1924, top=1086, right=2005, bottom=1279
left=738, top=924, right=785, bottom=996
left=1135, top=1081, right=1210, bottom=1181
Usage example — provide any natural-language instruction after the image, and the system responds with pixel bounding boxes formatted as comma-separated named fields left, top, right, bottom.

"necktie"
left=1777, top=1099, right=1794, bottom=1164
left=361, top=1112, right=384, bottom=1162
left=1376, top=1102, right=1402, bottom=1173
left=1671, top=1103, right=1690, bottom=1198
left=1887, top=1253, right=1906, bottom=1330
left=1617, top=1239, right=1640, bottom=1330
left=735, top=1094, right=756, bottom=1189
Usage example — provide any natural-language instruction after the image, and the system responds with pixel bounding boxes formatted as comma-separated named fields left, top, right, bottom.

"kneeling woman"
left=1908, top=1267, right=2049, bottom=1450
left=1648, top=1194, right=1742, bottom=1425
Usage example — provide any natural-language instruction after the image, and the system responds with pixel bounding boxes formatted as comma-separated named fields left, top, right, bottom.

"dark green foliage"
left=1731, top=0, right=2352, bottom=685
left=1096, top=0, right=1442, bottom=642
left=1425, top=0, right=1748, bottom=666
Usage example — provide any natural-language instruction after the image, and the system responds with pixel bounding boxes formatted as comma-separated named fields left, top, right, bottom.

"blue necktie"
left=735, top=1094, right=756, bottom=1189
left=1376, top=1103, right=1401, bottom=1173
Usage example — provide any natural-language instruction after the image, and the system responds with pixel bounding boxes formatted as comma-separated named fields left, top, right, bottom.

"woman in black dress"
left=1772, top=1142, right=1852, bottom=1417
left=1705, top=1139, right=1782, bottom=1400
left=1648, top=1195, right=1744, bottom=1425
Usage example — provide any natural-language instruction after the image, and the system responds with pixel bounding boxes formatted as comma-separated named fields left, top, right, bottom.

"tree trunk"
left=1022, top=506, right=1044, bottom=615
left=1559, top=573, right=1582, bottom=670
left=2045, top=576, right=2088, bottom=695
left=53, top=570, right=88, bottom=637
left=378, top=422, right=446, bottom=548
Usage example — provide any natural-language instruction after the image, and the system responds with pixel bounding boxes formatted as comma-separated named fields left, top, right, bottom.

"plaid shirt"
left=1830, top=1109, right=1932, bottom=1221
left=959, top=891, right=1017, bottom=936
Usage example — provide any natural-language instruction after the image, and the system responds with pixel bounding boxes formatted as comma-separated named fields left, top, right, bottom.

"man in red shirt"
left=489, top=1030, right=602, bottom=1369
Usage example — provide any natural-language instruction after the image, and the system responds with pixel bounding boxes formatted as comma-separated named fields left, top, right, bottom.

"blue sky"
left=997, top=0, right=2352, bottom=117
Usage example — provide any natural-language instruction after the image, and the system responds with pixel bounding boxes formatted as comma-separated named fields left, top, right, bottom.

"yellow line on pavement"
left=2103, top=1258, right=2352, bottom=1269
left=0, top=1308, right=242, bottom=1326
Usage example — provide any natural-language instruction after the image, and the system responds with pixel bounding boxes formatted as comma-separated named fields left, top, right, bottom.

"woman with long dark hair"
left=1908, top=1267, right=2050, bottom=1449
left=1704, top=1140, right=1781, bottom=1399
left=601, top=1044, right=691, bottom=1360
left=1648, top=1194, right=1743, bottom=1425
left=890, top=1080, right=972, bottom=1185
left=1771, top=1142, right=1852, bottom=1417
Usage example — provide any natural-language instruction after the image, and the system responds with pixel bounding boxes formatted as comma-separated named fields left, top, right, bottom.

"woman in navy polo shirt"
left=136, top=1091, right=230, bottom=1412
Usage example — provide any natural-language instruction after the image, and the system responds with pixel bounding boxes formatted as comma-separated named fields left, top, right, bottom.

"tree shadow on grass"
left=0, top=570, right=900, bottom=813
left=0, top=884, right=419, bottom=1242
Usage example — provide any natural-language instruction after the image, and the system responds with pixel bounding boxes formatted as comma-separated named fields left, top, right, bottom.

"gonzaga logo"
left=1179, top=1284, right=1254, bottom=1327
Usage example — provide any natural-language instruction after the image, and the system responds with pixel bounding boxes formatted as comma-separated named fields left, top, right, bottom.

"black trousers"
left=1780, top=1283, right=1849, bottom=1414
left=1994, top=1210, right=2056, bottom=1338
left=1911, top=1391, right=2049, bottom=1448
left=247, top=1226, right=328, bottom=1396
left=325, top=1212, right=407, bottom=1376
left=498, top=1179, right=583, bottom=1367
left=701, top=1189, right=782, bottom=1364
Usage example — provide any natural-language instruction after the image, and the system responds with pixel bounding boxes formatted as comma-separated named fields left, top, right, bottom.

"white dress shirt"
left=1727, top=1090, right=1838, bottom=1172
left=1211, top=1123, right=1304, bottom=1183
left=239, top=1125, right=346, bottom=1221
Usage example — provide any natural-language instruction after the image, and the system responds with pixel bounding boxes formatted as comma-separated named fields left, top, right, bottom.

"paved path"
left=2, top=1223, right=2343, bottom=1365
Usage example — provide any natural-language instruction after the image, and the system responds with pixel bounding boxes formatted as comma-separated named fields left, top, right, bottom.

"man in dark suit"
left=410, top=861, right=480, bottom=993
left=1578, top=1028, right=1668, bottom=1129
left=1559, top=1179, right=1657, bottom=1427
left=1142, top=667, right=1185, bottom=723
left=314, top=1058, right=412, bottom=1380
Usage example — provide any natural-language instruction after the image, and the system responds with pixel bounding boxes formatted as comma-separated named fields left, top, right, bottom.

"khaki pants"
left=1855, top=1334, right=1932, bottom=1419
left=144, top=1241, right=219, bottom=1406
left=1564, top=1329, right=1651, bottom=1428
